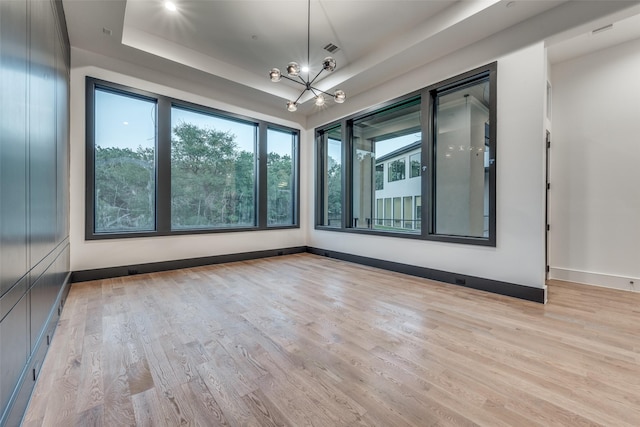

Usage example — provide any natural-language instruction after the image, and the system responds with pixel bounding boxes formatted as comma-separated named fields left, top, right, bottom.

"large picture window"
left=433, top=77, right=490, bottom=238
left=351, top=97, right=421, bottom=231
left=86, top=78, right=299, bottom=239
left=267, top=128, right=296, bottom=226
left=315, top=63, right=496, bottom=246
left=316, top=125, right=343, bottom=227
left=93, top=88, right=157, bottom=233
left=170, top=106, right=257, bottom=230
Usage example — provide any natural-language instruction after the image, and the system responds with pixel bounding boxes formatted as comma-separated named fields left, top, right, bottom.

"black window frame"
left=315, top=62, right=497, bottom=247
left=86, top=77, right=300, bottom=240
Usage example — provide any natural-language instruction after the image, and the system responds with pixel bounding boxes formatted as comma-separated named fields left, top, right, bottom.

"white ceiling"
left=62, top=0, right=640, bottom=118
left=547, top=7, right=640, bottom=64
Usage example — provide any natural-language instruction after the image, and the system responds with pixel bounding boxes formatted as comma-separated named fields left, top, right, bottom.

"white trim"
left=549, top=268, right=639, bottom=292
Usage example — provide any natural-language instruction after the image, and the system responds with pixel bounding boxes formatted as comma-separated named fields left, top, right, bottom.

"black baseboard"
left=71, top=246, right=308, bottom=283
left=306, top=247, right=545, bottom=303
left=71, top=245, right=544, bottom=303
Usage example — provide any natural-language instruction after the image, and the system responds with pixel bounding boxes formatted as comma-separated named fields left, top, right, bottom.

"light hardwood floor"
left=23, top=253, right=640, bottom=426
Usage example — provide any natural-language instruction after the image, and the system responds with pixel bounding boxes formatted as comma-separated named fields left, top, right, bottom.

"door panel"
left=0, top=0, right=29, bottom=297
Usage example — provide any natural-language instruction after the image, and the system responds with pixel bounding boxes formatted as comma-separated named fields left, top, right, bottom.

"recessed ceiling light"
left=164, top=1, right=177, bottom=12
left=301, top=66, right=310, bottom=73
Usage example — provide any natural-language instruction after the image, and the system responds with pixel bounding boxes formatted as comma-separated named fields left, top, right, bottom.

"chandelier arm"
left=310, top=86, right=335, bottom=97
left=293, top=88, right=307, bottom=105
left=280, top=74, right=307, bottom=87
left=307, top=69, right=324, bottom=87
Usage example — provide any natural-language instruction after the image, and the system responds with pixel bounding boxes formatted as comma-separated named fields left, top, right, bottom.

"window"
left=410, top=153, right=421, bottom=178
left=170, top=106, right=256, bottom=230
left=415, top=195, right=422, bottom=230
left=388, top=159, right=406, bottom=182
left=433, top=74, right=491, bottom=239
left=87, top=78, right=299, bottom=239
left=317, top=125, right=342, bottom=227
left=351, top=97, right=421, bottom=231
left=93, top=89, right=157, bottom=233
left=375, top=164, right=384, bottom=190
left=384, top=198, right=392, bottom=227
left=315, top=62, right=496, bottom=246
left=267, top=128, right=297, bottom=226
left=403, top=196, right=413, bottom=229
left=393, top=197, right=402, bottom=227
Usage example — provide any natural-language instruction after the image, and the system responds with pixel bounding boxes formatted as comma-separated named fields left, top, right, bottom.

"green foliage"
left=94, top=121, right=295, bottom=232
left=95, top=146, right=155, bottom=232
left=267, top=151, right=293, bottom=225
left=170, top=123, right=254, bottom=228
left=375, top=164, right=384, bottom=191
left=326, top=156, right=342, bottom=224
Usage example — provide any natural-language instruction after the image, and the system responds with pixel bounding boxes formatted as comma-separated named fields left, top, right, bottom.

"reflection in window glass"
left=94, top=89, right=156, bottom=233
left=320, top=126, right=342, bottom=227
left=388, top=159, right=406, bottom=182
left=384, top=198, right=392, bottom=227
left=393, top=197, right=401, bottom=227
left=267, top=128, right=296, bottom=226
left=410, top=153, right=421, bottom=178
left=403, top=196, right=413, bottom=229
left=352, top=97, right=421, bottom=232
left=434, top=78, right=490, bottom=238
left=375, top=164, right=384, bottom=190
left=415, top=195, right=422, bottom=230
left=171, top=107, right=256, bottom=229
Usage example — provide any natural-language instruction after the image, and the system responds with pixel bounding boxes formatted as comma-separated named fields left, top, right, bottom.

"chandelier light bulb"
left=322, top=57, right=336, bottom=72
left=334, top=89, right=346, bottom=103
left=315, top=94, right=325, bottom=106
left=287, top=62, right=301, bottom=77
left=269, top=68, right=281, bottom=82
left=286, top=101, right=298, bottom=112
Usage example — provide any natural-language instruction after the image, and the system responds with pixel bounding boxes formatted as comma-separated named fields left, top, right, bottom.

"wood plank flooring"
left=23, top=253, right=640, bottom=426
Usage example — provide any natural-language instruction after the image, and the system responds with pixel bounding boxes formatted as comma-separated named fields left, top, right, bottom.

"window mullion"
left=423, top=88, right=435, bottom=239
left=293, top=132, right=300, bottom=226
left=315, top=130, right=325, bottom=226
left=257, top=122, right=268, bottom=228
left=156, top=97, right=172, bottom=234
left=342, top=119, right=351, bottom=229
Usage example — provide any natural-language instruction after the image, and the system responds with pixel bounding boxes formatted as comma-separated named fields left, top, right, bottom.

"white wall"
left=70, top=48, right=307, bottom=271
left=549, top=38, right=640, bottom=291
left=308, top=42, right=549, bottom=291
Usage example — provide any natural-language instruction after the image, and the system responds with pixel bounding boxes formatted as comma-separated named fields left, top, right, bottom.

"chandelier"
left=269, top=0, right=346, bottom=112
